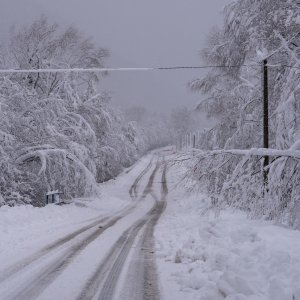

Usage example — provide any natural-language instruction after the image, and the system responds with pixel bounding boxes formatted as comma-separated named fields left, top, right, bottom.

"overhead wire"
left=0, top=64, right=299, bottom=74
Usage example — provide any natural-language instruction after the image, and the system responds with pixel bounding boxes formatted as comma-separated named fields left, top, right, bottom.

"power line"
left=0, top=64, right=298, bottom=74
left=155, top=64, right=260, bottom=70
left=0, top=65, right=257, bottom=74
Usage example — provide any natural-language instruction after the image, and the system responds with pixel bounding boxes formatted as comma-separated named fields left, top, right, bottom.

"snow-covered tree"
left=186, top=0, right=300, bottom=227
left=0, top=17, right=154, bottom=206
left=124, top=106, right=173, bottom=150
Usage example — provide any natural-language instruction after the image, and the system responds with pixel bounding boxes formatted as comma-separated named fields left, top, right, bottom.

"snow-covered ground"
left=0, top=153, right=152, bottom=272
left=155, top=160, right=300, bottom=300
left=1, top=150, right=300, bottom=300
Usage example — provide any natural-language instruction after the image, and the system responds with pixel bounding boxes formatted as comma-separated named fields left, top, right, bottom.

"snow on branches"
left=186, top=0, right=300, bottom=227
left=0, top=17, right=164, bottom=206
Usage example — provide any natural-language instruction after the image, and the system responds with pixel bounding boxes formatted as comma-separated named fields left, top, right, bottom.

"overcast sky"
left=0, top=0, right=232, bottom=113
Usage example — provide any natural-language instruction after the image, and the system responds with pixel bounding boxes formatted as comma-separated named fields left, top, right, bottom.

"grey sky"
left=0, top=0, right=232, bottom=113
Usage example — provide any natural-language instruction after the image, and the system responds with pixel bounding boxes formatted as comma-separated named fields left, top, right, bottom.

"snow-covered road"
left=1, top=148, right=300, bottom=300
left=0, top=149, right=170, bottom=300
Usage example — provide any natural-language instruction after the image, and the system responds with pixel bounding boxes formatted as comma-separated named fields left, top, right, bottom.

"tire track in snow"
left=78, top=158, right=167, bottom=300
left=98, top=160, right=162, bottom=300
left=93, top=216, right=150, bottom=300
left=0, top=156, right=155, bottom=300
left=2, top=213, right=128, bottom=300
left=140, top=158, right=161, bottom=201
left=120, top=159, right=168, bottom=300
left=0, top=215, right=109, bottom=284
left=142, top=160, right=168, bottom=299
left=161, top=158, right=168, bottom=199
left=129, top=159, right=153, bottom=199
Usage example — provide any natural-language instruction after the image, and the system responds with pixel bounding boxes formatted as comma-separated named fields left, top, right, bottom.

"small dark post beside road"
left=263, top=59, right=269, bottom=185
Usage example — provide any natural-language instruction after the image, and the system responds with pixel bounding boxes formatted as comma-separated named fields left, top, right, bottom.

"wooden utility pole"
left=263, top=59, right=269, bottom=185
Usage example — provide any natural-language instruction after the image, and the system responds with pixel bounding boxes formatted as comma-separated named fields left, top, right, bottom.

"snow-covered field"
left=155, top=162, right=300, bottom=300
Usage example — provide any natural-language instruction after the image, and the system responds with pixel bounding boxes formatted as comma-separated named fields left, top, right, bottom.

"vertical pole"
left=180, top=136, right=182, bottom=151
left=186, top=134, right=188, bottom=150
left=181, top=135, right=183, bottom=151
left=263, top=59, right=269, bottom=185
left=193, top=134, right=196, bottom=156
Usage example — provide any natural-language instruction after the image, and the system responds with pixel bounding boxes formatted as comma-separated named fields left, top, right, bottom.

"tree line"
left=0, top=17, right=174, bottom=206
left=186, top=0, right=300, bottom=227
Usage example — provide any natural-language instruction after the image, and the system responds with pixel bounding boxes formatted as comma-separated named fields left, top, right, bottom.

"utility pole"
left=193, top=134, right=196, bottom=156
left=263, top=59, right=269, bottom=185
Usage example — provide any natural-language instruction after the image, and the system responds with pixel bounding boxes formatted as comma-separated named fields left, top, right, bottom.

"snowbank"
left=155, top=165, right=300, bottom=300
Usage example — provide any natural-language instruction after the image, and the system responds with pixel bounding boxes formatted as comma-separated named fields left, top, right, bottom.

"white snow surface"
left=1, top=151, right=300, bottom=299
left=0, top=153, right=152, bottom=272
left=155, top=160, right=300, bottom=300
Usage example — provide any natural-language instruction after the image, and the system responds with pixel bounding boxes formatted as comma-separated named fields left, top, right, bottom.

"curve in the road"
left=129, top=159, right=153, bottom=199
